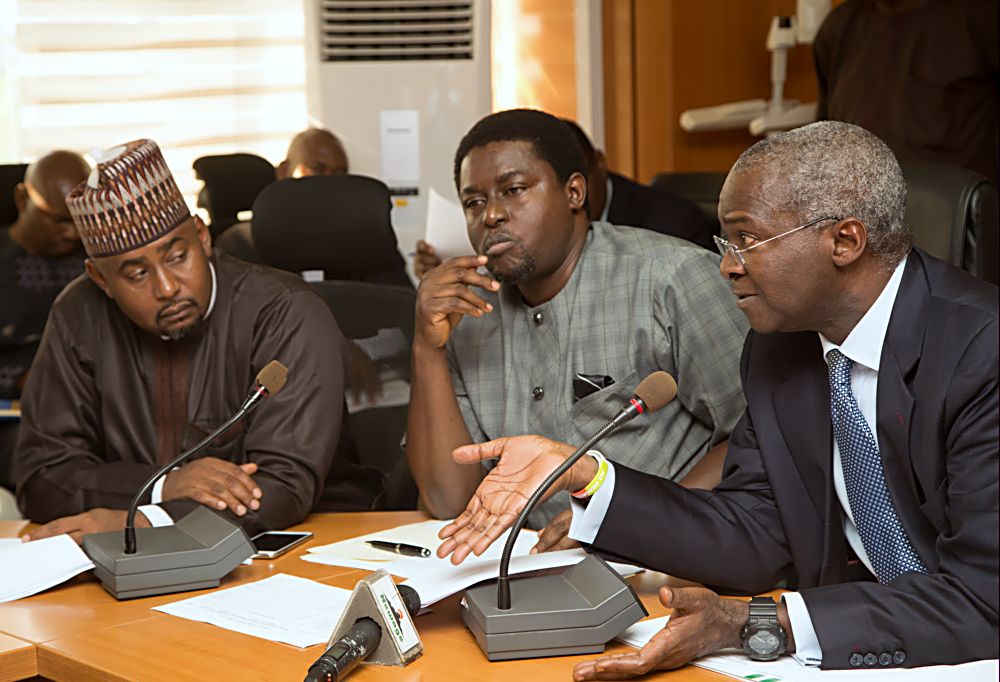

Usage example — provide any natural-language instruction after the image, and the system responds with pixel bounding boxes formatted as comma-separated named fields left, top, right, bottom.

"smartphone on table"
left=250, top=531, right=313, bottom=559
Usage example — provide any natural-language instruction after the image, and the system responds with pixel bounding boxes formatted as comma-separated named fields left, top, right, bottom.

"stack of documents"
left=0, top=534, right=94, bottom=603
left=617, top=616, right=1000, bottom=681
left=303, top=519, right=641, bottom=608
left=154, top=573, right=352, bottom=648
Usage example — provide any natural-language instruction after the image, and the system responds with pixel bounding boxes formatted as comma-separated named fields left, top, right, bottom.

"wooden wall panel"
left=492, top=0, right=578, bottom=119
left=601, top=0, right=636, bottom=176
left=605, top=0, right=827, bottom=181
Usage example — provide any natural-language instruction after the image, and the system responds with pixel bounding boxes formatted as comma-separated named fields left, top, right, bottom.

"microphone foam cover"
left=256, top=360, right=288, bottom=395
left=397, top=584, right=421, bottom=616
left=634, top=371, right=677, bottom=412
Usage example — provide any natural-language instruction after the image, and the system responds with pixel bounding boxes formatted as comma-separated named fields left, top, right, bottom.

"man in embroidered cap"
left=14, top=139, right=366, bottom=542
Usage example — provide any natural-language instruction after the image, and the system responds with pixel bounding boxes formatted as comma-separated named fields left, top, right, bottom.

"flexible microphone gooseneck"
left=304, top=584, right=422, bottom=682
left=122, top=360, right=289, bottom=554
left=495, top=371, right=677, bottom=610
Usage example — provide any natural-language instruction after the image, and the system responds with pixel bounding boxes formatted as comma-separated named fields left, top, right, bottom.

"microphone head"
left=397, top=584, right=421, bottom=616
left=634, top=371, right=677, bottom=412
left=256, top=360, right=288, bottom=396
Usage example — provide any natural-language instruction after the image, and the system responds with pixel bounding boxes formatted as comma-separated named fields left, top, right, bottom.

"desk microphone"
left=462, top=371, right=678, bottom=660
left=305, top=584, right=421, bottom=682
left=82, top=361, right=288, bottom=599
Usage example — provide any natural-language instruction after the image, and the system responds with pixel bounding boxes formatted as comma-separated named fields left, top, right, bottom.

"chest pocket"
left=569, top=370, right=640, bottom=429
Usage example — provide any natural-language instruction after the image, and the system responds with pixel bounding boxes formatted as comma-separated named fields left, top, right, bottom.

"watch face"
left=748, top=630, right=781, bottom=655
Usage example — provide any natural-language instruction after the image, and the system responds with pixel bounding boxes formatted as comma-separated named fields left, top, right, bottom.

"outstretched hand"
left=572, top=587, right=749, bottom=680
left=436, top=435, right=580, bottom=564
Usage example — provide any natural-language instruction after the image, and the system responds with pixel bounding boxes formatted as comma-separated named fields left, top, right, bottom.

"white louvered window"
left=320, top=0, right=474, bottom=62
left=0, top=0, right=309, bottom=208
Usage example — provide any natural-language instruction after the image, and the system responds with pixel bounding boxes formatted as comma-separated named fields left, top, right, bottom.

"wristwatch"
left=740, top=597, right=787, bottom=661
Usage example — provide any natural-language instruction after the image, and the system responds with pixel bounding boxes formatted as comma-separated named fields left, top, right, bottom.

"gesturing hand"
left=162, top=457, right=262, bottom=517
left=572, top=587, right=748, bottom=681
left=414, top=254, right=499, bottom=351
left=436, top=435, right=582, bottom=564
left=24, top=508, right=150, bottom=544
left=531, top=508, right=581, bottom=554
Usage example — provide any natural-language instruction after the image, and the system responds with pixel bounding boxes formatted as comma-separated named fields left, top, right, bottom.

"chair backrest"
left=251, top=174, right=404, bottom=280
left=0, top=163, right=28, bottom=227
left=192, top=153, right=276, bottom=237
left=901, top=162, right=998, bottom=285
left=649, top=171, right=727, bottom=232
left=0, top=486, right=21, bottom=520
left=311, top=280, right=418, bottom=510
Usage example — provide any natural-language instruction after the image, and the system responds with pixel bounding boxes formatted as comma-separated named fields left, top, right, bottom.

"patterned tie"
left=826, top=349, right=928, bottom=584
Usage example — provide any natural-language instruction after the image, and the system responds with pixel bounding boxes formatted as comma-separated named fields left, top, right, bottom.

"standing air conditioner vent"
left=320, top=0, right=474, bottom=61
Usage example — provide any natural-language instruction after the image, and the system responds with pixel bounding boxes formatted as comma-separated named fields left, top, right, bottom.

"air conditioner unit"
left=304, top=0, right=492, bottom=271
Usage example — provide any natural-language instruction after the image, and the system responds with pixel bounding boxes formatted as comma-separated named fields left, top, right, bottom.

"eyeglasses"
left=713, top=216, right=839, bottom=267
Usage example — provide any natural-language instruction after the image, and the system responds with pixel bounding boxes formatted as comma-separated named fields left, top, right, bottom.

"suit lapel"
left=877, top=252, right=937, bottom=565
left=772, top=336, right=830, bottom=519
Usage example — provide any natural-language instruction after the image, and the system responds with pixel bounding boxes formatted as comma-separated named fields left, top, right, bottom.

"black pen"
left=366, top=540, right=431, bottom=558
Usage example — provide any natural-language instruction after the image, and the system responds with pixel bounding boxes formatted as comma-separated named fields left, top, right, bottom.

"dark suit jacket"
left=606, top=172, right=717, bottom=251
left=592, top=248, right=998, bottom=669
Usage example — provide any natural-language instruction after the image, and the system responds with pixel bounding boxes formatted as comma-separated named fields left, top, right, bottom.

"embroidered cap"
left=66, top=139, right=191, bottom=257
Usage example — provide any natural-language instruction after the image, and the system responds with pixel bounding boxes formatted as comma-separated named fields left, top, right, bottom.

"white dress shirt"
left=569, top=258, right=908, bottom=666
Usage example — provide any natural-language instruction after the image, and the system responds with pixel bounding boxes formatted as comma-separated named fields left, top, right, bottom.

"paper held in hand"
left=424, top=187, right=475, bottom=261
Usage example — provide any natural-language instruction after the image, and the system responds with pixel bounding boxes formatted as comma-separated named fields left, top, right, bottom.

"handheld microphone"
left=304, top=584, right=421, bottom=682
left=121, top=360, right=289, bottom=554
left=495, top=371, right=677, bottom=609
left=460, top=372, right=677, bottom=661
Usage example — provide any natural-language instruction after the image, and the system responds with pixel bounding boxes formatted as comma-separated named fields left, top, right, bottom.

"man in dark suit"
left=435, top=122, right=998, bottom=677
left=561, top=119, right=716, bottom=251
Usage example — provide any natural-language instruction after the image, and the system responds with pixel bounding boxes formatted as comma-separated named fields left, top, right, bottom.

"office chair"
left=0, top=163, right=28, bottom=227
left=649, top=171, right=727, bottom=232
left=311, top=281, right=418, bottom=510
left=0, top=486, right=21, bottom=521
left=901, top=162, right=998, bottom=285
left=250, top=174, right=409, bottom=286
left=192, top=153, right=276, bottom=237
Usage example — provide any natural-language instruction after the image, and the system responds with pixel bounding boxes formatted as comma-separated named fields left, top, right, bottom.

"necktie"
left=827, top=349, right=928, bottom=583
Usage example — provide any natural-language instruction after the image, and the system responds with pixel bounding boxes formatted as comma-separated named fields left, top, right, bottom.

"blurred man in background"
left=0, top=150, right=91, bottom=489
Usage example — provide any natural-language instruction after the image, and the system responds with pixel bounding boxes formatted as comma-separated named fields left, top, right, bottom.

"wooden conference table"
left=0, top=512, right=743, bottom=681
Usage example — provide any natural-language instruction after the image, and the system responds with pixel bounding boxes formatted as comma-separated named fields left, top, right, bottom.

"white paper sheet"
left=0, top=534, right=94, bottom=603
left=153, top=573, right=351, bottom=648
left=424, top=186, right=474, bottom=261
left=617, top=616, right=1000, bottom=681
left=303, top=519, right=539, bottom=577
left=403, top=548, right=596, bottom=607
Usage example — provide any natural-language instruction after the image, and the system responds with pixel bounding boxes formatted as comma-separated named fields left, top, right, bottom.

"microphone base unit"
left=461, top=554, right=647, bottom=661
left=82, top=506, right=254, bottom=600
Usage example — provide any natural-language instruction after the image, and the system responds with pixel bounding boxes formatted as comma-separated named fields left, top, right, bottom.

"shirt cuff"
left=782, top=592, right=822, bottom=666
left=150, top=473, right=168, bottom=504
left=568, top=460, right=616, bottom=544
left=137, top=504, right=175, bottom=528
